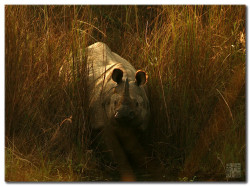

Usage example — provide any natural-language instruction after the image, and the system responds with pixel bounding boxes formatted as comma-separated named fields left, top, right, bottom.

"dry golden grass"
left=5, top=5, right=245, bottom=181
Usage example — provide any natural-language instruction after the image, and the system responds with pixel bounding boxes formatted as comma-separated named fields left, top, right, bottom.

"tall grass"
left=5, top=5, right=245, bottom=181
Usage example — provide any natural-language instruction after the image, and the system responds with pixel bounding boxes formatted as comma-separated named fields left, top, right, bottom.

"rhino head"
left=104, top=68, right=149, bottom=129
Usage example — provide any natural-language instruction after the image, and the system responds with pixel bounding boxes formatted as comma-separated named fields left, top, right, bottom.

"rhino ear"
left=135, top=70, right=147, bottom=86
left=112, top=68, right=123, bottom=84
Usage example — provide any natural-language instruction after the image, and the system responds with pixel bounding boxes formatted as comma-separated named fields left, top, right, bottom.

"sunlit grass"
left=5, top=5, right=245, bottom=181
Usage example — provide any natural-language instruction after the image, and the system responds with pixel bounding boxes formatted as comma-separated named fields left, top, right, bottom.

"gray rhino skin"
left=87, top=42, right=150, bottom=131
left=87, top=42, right=155, bottom=181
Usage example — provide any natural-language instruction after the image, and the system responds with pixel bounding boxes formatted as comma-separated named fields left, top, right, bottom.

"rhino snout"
left=114, top=107, right=135, bottom=123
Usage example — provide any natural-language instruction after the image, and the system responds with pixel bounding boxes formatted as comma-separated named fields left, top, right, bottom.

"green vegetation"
left=5, top=5, right=245, bottom=181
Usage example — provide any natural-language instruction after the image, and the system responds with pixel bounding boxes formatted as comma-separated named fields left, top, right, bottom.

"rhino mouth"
left=114, top=110, right=135, bottom=123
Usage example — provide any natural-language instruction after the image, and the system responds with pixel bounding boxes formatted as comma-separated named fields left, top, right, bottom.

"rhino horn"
left=123, top=78, right=130, bottom=97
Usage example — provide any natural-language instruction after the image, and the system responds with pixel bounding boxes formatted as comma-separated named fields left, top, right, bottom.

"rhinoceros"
left=58, top=42, right=162, bottom=181
left=87, top=42, right=150, bottom=131
left=86, top=42, right=152, bottom=181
